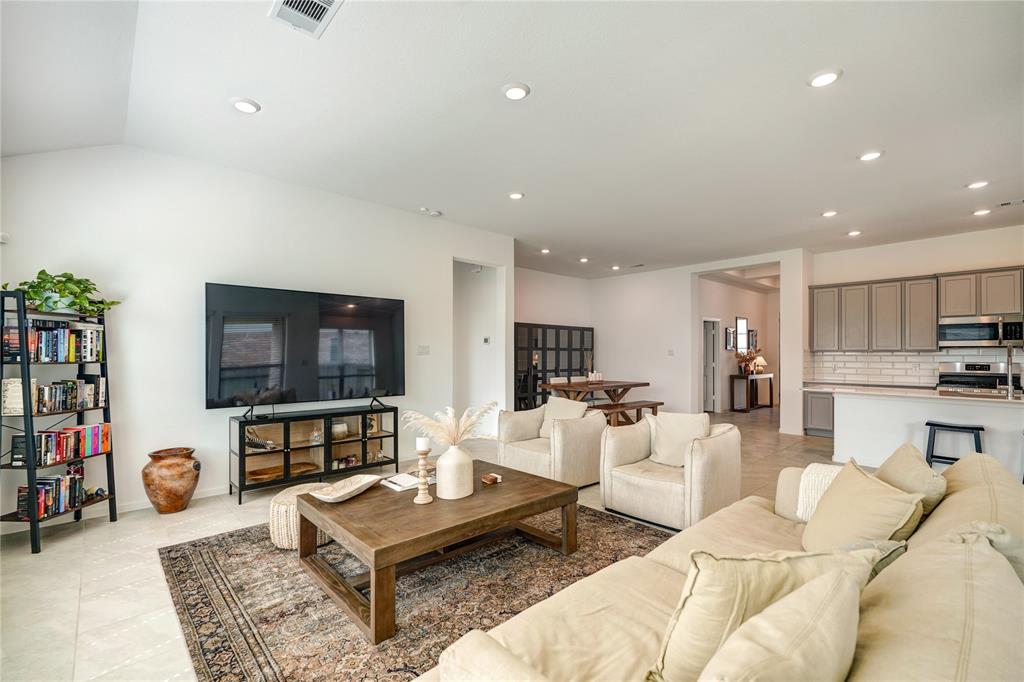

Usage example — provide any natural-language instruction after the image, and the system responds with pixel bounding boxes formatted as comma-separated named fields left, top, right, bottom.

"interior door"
left=703, top=321, right=718, bottom=412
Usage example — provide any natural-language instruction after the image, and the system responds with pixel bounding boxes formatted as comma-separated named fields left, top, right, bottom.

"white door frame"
left=701, top=317, right=721, bottom=413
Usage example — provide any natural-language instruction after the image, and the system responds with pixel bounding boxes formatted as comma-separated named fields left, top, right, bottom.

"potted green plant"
left=2, top=270, right=120, bottom=315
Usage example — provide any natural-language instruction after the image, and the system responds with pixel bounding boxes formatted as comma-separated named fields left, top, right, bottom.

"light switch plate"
left=417, top=345, right=430, bottom=356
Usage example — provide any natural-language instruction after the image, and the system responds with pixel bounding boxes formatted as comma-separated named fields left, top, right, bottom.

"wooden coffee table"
left=296, top=460, right=578, bottom=643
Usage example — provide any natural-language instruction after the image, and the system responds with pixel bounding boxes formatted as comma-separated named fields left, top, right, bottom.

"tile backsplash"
left=804, top=348, right=1011, bottom=387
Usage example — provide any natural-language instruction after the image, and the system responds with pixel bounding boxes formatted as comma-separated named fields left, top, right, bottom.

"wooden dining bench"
left=592, top=400, right=664, bottom=426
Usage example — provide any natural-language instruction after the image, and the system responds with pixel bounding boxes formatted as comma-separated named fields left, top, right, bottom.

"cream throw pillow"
left=646, top=548, right=879, bottom=682
left=644, top=412, right=710, bottom=467
left=802, top=460, right=925, bottom=552
left=698, top=570, right=864, bottom=682
left=875, top=443, right=947, bottom=515
left=538, top=396, right=588, bottom=438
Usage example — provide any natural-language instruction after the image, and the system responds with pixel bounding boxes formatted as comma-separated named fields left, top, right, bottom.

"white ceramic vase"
left=435, top=444, right=474, bottom=500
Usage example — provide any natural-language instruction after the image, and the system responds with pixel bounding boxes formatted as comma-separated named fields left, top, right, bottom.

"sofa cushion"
left=538, top=397, right=588, bottom=438
left=647, top=548, right=879, bottom=682
left=646, top=497, right=805, bottom=575
left=438, top=630, right=550, bottom=681
left=645, top=411, right=710, bottom=467
left=501, top=438, right=550, bottom=478
left=698, top=570, right=863, bottom=682
left=849, top=527, right=1024, bottom=681
left=488, top=556, right=686, bottom=682
left=875, top=443, right=947, bottom=515
left=803, top=460, right=924, bottom=551
left=909, top=453, right=1024, bottom=580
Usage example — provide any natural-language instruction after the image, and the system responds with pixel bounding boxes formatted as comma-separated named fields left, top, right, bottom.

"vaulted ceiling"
left=3, top=1, right=1022, bottom=277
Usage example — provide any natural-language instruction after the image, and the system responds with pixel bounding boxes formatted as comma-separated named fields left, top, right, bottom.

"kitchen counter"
left=803, top=383, right=1023, bottom=404
left=810, top=382, right=1024, bottom=477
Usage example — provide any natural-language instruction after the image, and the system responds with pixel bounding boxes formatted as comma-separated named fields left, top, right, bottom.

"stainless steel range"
left=936, top=362, right=1022, bottom=398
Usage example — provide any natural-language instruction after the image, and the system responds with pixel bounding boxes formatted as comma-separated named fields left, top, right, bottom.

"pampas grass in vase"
left=401, top=402, right=497, bottom=500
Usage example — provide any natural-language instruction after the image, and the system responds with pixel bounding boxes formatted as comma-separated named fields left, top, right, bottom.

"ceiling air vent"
left=269, top=0, right=343, bottom=39
left=997, top=198, right=1023, bottom=208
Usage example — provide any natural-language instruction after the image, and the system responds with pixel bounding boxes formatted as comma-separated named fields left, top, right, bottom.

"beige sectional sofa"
left=420, top=453, right=1024, bottom=681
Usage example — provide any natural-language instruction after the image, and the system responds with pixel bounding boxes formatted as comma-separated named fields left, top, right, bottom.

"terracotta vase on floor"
left=142, top=447, right=201, bottom=513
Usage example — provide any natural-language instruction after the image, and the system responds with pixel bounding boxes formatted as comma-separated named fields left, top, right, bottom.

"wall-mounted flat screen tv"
left=205, top=283, right=405, bottom=409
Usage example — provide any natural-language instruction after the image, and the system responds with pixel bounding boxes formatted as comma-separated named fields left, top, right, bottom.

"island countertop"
left=802, top=382, right=1023, bottom=405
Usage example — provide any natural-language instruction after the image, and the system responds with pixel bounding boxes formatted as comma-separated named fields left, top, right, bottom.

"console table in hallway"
left=730, top=373, right=774, bottom=413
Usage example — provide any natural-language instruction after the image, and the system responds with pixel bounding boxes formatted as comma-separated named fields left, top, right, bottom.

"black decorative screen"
left=514, top=322, right=595, bottom=410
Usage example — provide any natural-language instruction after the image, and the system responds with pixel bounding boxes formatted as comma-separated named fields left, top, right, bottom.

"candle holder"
left=413, top=447, right=433, bottom=505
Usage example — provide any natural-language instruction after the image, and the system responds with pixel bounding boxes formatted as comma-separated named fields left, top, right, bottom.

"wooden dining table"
left=538, top=379, right=650, bottom=403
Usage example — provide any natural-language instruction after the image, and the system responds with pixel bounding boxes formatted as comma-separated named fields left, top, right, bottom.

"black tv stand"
left=228, top=403, right=400, bottom=503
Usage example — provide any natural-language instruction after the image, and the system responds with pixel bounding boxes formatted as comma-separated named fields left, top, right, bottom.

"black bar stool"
left=925, top=420, right=984, bottom=466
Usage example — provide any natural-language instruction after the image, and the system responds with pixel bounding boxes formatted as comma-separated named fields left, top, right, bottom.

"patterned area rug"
left=159, top=505, right=669, bottom=681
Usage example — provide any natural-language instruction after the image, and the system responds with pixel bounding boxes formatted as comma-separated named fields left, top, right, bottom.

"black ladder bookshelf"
left=0, top=290, right=117, bottom=553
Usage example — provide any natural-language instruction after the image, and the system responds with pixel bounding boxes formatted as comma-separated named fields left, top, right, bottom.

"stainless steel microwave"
left=937, top=314, right=1024, bottom=348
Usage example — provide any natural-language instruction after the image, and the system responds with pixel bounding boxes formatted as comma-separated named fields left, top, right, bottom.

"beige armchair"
left=600, top=418, right=741, bottom=529
left=497, top=406, right=607, bottom=486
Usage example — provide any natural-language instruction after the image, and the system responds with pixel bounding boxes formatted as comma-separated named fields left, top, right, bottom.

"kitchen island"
left=803, top=383, right=1024, bottom=479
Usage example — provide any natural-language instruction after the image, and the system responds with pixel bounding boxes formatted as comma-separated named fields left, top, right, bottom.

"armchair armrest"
left=438, top=630, right=550, bottom=682
left=601, top=419, right=651, bottom=506
left=683, top=423, right=741, bottom=528
left=498, top=406, right=544, bottom=444
left=551, top=411, right=606, bottom=486
left=774, top=467, right=804, bottom=522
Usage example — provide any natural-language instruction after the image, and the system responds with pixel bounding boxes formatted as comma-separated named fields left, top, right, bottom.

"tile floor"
left=0, top=408, right=830, bottom=681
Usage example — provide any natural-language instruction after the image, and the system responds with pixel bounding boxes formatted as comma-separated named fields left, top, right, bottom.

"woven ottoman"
left=269, top=482, right=332, bottom=550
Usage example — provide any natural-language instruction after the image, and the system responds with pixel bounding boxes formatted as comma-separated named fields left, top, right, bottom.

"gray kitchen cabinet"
left=870, top=281, right=903, bottom=351
left=840, top=285, right=870, bottom=351
left=939, top=273, right=978, bottom=317
left=804, top=391, right=834, bottom=436
left=811, top=287, right=840, bottom=351
left=903, top=278, right=938, bottom=350
left=979, top=269, right=1023, bottom=315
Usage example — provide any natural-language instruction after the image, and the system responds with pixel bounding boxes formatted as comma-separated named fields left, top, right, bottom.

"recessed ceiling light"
left=508, top=192, right=525, bottom=200
left=822, top=210, right=838, bottom=218
left=848, top=230, right=862, bottom=237
left=966, top=181, right=989, bottom=190
left=611, top=265, right=620, bottom=271
left=230, top=97, right=261, bottom=114
left=503, top=83, right=531, bottom=101
left=808, top=69, right=843, bottom=88
left=429, top=210, right=443, bottom=217
left=859, top=151, right=883, bottom=162
left=579, top=257, right=589, bottom=263
left=973, top=209, right=991, bottom=216
left=540, top=248, right=550, bottom=254
left=346, top=304, right=356, bottom=309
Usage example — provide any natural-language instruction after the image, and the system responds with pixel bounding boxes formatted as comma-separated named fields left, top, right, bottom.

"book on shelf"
left=10, top=423, right=111, bottom=467
left=1, top=320, right=104, bottom=364
left=381, top=472, right=435, bottom=492
left=1, top=376, right=105, bottom=415
left=16, top=466, right=84, bottom=520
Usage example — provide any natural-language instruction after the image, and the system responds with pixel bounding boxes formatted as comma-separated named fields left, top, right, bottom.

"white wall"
left=0, top=145, right=515, bottom=521
left=586, top=248, right=810, bottom=434
left=698, top=278, right=780, bottom=410
left=453, top=261, right=501, bottom=432
left=514, top=267, right=593, bottom=327
left=813, top=224, right=1024, bottom=285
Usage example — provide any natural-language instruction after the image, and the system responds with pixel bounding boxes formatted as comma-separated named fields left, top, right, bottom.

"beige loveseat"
left=419, top=453, right=1024, bottom=681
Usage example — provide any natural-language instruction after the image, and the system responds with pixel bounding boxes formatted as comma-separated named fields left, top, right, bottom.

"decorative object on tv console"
left=142, top=447, right=201, bottom=514
left=2, top=270, right=120, bottom=316
left=401, top=402, right=497, bottom=500
left=414, top=437, right=433, bottom=505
